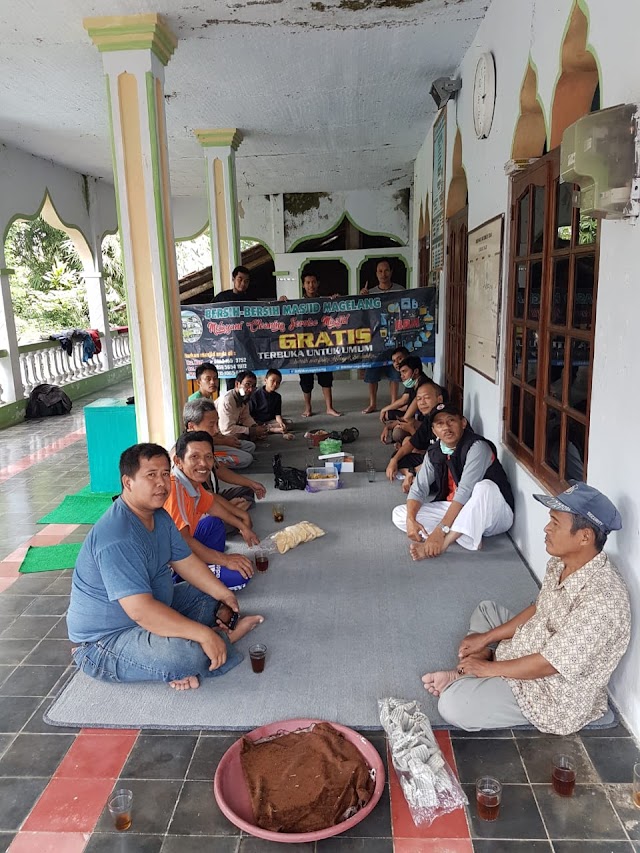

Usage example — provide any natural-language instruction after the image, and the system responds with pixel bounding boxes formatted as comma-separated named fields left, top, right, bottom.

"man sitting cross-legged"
left=215, top=370, right=269, bottom=443
left=392, top=403, right=514, bottom=559
left=67, top=443, right=263, bottom=691
left=423, top=483, right=630, bottom=734
left=183, top=398, right=265, bottom=534
left=166, top=431, right=259, bottom=590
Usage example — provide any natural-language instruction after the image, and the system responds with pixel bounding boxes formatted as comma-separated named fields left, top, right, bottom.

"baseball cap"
left=429, top=402, right=463, bottom=428
left=533, top=482, right=622, bottom=534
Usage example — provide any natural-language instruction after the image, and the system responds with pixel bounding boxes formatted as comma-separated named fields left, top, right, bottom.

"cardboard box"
left=319, top=451, right=354, bottom=473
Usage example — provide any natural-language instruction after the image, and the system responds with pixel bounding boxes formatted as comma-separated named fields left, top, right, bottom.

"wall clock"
left=473, top=52, right=496, bottom=139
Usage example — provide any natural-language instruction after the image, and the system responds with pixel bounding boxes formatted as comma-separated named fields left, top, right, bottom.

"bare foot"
left=301, top=410, right=313, bottom=418
left=409, top=541, right=432, bottom=561
left=228, top=614, right=264, bottom=643
left=169, top=675, right=200, bottom=691
left=362, top=405, right=377, bottom=414
left=421, top=669, right=460, bottom=697
left=326, top=408, right=343, bottom=417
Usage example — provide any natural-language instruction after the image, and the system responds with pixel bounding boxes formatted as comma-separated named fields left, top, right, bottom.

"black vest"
left=427, top=426, right=514, bottom=511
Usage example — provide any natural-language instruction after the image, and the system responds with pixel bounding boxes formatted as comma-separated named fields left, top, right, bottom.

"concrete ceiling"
left=0, top=0, right=489, bottom=197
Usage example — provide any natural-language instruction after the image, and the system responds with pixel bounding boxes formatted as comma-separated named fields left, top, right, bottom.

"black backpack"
left=25, top=383, right=73, bottom=419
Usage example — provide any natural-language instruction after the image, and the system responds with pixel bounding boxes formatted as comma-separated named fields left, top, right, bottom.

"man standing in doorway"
left=213, top=266, right=254, bottom=391
left=298, top=269, right=343, bottom=418
left=213, top=266, right=252, bottom=304
left=360, top=259, right=406, bottom=414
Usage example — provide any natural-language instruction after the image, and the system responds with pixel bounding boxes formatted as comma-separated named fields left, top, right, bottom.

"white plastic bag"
left=378, top=697, right=467, bottom=826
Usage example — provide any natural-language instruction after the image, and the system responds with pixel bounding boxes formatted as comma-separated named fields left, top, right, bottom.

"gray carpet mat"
left=46, top=473, right=559, bottom=730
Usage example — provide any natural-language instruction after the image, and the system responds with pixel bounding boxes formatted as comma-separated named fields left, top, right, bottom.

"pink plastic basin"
left=213, top=717, right=386, bottom=843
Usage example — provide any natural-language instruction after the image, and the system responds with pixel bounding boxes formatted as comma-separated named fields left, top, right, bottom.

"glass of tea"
left=272, top=503, right=285, bottom=523
left=633, top=762, right=640, bottom=809
left=108, top=788, right=133, bottom=831
left=249, top=643, right=267, bottom=673
left=254, top=549, right=269, bottom=572
left=475, top=776, right=502, bottom=821
left=552, top=754, right=576, bottom=797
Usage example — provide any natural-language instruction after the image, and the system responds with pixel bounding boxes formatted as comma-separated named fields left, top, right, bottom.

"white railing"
left=111, top=329, right=131, bottom=366
left=17, top=330, right=130, bottom=397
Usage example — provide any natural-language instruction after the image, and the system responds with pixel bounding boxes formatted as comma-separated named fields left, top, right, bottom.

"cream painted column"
left=84, top=14, right=186, bottom=446
left=194, top=129, right=243, bottom=295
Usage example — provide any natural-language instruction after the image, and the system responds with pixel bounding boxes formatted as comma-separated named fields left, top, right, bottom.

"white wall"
left=0, top=143, right=116, bottom=250
left=413, top=0, right=640, bottom=737
left=173, top=187, right=410, bottom=256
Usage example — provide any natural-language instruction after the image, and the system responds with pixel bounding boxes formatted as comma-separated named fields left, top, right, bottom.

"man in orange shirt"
left=165, top=431, right=259, bottom=590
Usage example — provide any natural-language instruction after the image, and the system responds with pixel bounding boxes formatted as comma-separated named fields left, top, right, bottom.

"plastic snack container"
left=306, top=467, right=340, bottom=491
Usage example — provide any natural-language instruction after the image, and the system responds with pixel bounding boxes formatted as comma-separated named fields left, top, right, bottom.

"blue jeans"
left=194, top=516, right=252, bottom=590
left=71, top=582, right=243, bottom=684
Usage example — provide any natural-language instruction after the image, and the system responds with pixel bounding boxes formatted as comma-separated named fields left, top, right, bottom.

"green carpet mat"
left=37, top=493, right=114, bottom=524
left=19, top=543, right=82, bottom=573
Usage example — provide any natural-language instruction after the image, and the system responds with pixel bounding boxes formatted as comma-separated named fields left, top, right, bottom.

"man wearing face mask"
left=215, top=371, right=269, bottom=442
left=380, top=355, right=426, bottom=445
left=392, top=403, right=514, bottom=559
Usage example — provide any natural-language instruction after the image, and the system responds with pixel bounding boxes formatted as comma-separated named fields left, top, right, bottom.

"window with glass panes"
left=504, top=149, right=598, bottom=489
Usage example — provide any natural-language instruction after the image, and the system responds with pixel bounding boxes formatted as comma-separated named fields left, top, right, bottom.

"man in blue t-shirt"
left=67, top=443, right=263, bottom=690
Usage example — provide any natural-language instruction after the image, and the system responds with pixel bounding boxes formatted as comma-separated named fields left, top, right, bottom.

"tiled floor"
left=1, top=379, right=639, bottom=852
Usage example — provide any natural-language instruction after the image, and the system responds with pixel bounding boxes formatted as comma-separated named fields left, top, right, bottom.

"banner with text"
left=182, top=288, right=436, bottom=378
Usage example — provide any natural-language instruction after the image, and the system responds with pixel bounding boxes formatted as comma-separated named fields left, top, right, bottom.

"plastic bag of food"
left=378, top=697, right=467, bottom=826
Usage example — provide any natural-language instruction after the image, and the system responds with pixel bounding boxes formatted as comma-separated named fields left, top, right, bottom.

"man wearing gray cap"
left=423, top=483, right=630, bottom=734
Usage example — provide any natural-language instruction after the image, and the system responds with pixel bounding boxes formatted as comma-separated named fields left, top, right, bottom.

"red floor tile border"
left=0, top=429, right=85, bottom=483
left=0, top=576, right=18, bottom=591
left=8, top=831, right=90, bottom=853
left=35, top=525, right=80, bottom=537
left=25, top=536, right=68, bottom=547
left=22, top=776, right=116, bottom=833
left=17, top=729, right=139, bottom=836
left=389, top=731, right=471, bottom=842
left=3, top=544, right=30, bottom=562
left=54, top=731, right=138, bottom=780
left=0, top=561, right=24, bottom=577
left=394, top=839, right=474, bottom=853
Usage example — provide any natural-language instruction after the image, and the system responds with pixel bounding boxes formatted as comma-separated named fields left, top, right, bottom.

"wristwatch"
left=440, top=525, right=451, bottom=534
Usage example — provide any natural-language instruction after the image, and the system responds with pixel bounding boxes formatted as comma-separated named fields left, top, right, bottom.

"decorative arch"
left=446, top=130, right=468, bottom=219
left=512, top=59, right=548, bottom=160
left=288, top=212, right=403, bottom=253
left=3, top=190, right=94, bottom=270
left=550, top=0, right=600, bottom=149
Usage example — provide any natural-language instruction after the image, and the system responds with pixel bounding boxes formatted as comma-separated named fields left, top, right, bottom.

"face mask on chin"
left=403, top=377, right=416, bottom=389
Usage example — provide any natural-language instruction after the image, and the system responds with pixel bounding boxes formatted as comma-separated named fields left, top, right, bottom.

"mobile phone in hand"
left=214, top=602, right=239, bottom=631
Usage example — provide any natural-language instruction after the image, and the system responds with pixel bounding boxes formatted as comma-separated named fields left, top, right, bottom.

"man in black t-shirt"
left=212, top=265, right=253, bottom=304
left=386, top=380, right=444, bottom=490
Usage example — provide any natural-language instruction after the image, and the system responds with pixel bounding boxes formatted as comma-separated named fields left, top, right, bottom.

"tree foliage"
left=6, top=218, right=88, bottom=343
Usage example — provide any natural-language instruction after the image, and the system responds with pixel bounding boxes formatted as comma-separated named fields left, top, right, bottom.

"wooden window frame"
left=503, top=148, right=599, bottom=492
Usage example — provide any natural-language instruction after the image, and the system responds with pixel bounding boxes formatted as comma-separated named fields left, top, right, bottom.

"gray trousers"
left=437, top=600, right=530, bottom=731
